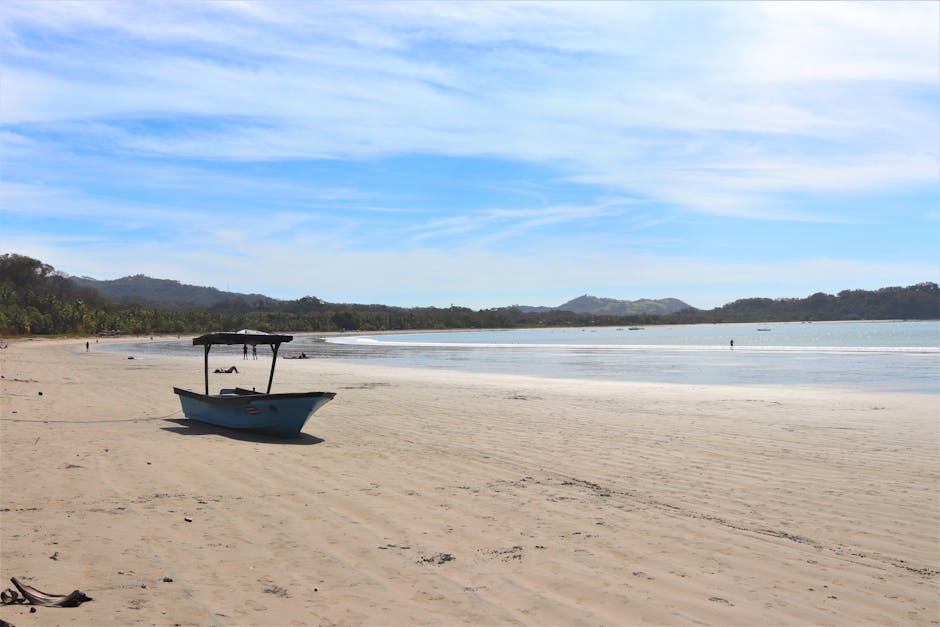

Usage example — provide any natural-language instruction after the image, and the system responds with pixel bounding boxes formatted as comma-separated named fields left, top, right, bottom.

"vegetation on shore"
left=1, top=254, right=937, bottom=336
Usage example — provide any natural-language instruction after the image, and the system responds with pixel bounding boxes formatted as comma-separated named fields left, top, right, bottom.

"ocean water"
left=113, top=321, right=939, bottom=393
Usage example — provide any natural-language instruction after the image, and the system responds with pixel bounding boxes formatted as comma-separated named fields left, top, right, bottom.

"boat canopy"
left=191, top=330, right=293, bottom=395
left=193, top=330, right=293, bottom=347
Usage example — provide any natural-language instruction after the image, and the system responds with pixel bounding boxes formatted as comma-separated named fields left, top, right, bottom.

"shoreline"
left=1, top=338, right=938, bottom=625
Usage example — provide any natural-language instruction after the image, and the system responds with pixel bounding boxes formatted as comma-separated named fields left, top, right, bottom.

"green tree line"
left=1, top=254, right=936, bottom=336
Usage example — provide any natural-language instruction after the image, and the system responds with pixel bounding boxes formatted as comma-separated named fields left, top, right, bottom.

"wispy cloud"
left=405, top=200, right=634, bottom=245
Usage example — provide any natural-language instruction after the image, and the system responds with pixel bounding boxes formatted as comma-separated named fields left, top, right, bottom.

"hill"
left=69, top=274, right=283, bottom=310
left=691, top=285, right=939, bottom=322
left=554, top=294, right=691, bottom=316
left=59, top=269, right=940, bottom=325
left=70, top=273, right=691, bottom=317
left=1, top=254, right=937, bottom=336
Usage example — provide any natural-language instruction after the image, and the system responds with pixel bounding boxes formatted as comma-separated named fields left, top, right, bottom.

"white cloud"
left=743, top=1, right=939, bottom=84
left=1, top=0, right=937, bottom=292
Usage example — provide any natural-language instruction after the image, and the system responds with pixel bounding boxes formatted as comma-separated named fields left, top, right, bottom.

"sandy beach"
left=1, top=337, right=937, bottom=626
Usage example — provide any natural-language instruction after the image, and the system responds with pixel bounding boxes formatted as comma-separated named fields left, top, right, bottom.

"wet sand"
left=1, top=337, right=937, bottom=625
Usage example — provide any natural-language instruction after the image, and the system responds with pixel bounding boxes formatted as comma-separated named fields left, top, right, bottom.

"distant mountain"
left=63, top=269, right=935, bottom=324
left=517, top=294, right=692, bottom=316
left=0, top=253, right=940, bottom=335
left=558, top=294, right=691, bottom=315
left=3, top=255, right=935, bottom=336
left=69, top=274, right=284, bottom=310
left=70, top=272, right=692, bottom=316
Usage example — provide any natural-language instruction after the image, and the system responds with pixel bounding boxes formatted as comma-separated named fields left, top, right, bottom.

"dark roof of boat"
left=192, top=331, right=294, bottom=346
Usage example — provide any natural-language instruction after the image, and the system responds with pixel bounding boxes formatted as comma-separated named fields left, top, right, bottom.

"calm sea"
left=113, top=320, right=939, bottom=393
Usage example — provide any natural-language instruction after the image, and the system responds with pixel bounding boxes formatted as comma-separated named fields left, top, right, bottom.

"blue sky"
left=2, top=1, right=937, bottom=309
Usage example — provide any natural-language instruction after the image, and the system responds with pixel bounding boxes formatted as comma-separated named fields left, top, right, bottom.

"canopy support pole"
left=266, top=343, right=280, bottom=394
left=203, top=343, right=211, bottom=395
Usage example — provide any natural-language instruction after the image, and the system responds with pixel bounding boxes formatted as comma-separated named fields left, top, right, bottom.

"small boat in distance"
left=173, top=330, right=335, bottom=438
left=757, top=328, right=772, bottom=331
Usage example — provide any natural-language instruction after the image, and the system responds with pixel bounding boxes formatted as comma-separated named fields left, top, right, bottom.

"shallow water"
left=109, top=320, right=939, bottom=393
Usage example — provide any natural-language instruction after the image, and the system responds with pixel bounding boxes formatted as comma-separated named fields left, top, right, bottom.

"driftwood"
left=6, top=577, right=91, bottom=607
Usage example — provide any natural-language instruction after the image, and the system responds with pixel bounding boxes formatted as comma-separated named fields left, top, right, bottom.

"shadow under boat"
left=172, top=330, right=336, bottom=439
left=161, top=417, right=325, bottom=445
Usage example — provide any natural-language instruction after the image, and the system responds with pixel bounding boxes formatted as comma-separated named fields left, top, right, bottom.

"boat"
left=173, top=330, right=335, bottom=438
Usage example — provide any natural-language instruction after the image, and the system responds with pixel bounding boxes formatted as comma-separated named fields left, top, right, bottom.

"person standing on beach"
left=243, top=344, right=248, bottom=359
left=86, top=341, right=89, bottom=351
left=252, top=345, right=258, bottom=360
left=730, top=339, right=734, bottom=350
